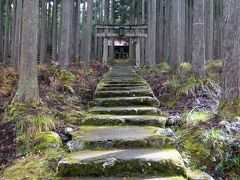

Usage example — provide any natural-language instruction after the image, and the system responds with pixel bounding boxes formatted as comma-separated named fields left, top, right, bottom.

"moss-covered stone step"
left=68, top=126, right=175, bottom=151
left=58, top=149, right=187, bottom=177
left=89, top=107, right=161, bottom=116
left=82, top=115, right=167, bottom=127
left=95, top=90, right=154, bottom=98
left=92, top=97, right=160, bottom=107
left=102, top=81, right=147, bottom=86
left=100, top=83, right=148, bottom=88
left=65, top=177, right=186, bottom=180
left=97, top=86, right=150, bottom=91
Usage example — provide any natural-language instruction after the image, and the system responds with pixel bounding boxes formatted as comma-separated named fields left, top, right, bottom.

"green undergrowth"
left=2, top=148, right=65, bottom=179
left=177, top=125, right=240, bottom=178
left=219, top=98, right=240, bottom=119
left=181, top=110, right=213, bottom=126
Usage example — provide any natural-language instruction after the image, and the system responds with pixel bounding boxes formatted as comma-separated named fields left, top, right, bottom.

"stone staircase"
left=57, top=61, right=211, bottom=179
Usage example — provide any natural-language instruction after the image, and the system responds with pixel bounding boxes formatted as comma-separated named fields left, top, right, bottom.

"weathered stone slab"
left=92, top=97, right=160, bottom=107
left=82, top=115, right=167, bottom=127
left=58, top=149, right=187, bottom=177
left=89, top=107, right=161, bottom=115
left=64, top=176, right=186, bottom=180
left=95, top=90, right=154, bottom=98
left=68, top=126, right=175, bottom=151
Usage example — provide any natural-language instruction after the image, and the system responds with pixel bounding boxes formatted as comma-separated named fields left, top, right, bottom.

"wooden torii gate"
left=96, top=24, right=148, bottom=67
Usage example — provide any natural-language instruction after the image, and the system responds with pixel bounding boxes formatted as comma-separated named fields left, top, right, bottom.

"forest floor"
left=0, top=60, right=239, bottom=179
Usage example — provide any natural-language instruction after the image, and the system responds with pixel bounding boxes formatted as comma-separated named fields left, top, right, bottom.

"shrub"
left=16, top=115, right=55, bottom=137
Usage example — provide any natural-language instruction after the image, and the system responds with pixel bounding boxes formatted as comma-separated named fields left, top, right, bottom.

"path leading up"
left=57, top=61, right=211, bottom=179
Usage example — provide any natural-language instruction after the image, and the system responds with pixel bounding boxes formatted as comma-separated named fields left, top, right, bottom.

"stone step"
left=82, top=115, right=167, bottom=127
left=95, top=90, right=154, bottom=98
left=63, top=177, right=186, bottom=180
left=92, top=97, right=160, bottom=107
left=58, top=149, right=187, bottom=177
left=68, top=126, right=175, bottom=151
left=101, top=84, right=148, bottom=88
left=102, top=81, right=146, bottom=85
left=89, top=107, right=161, bottom=116
left=97, top=86, right=150, bottom=91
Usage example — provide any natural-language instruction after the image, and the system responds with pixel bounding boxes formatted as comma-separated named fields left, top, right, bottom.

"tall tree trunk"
left=59, top=0, right=73, bottom=68
left=74, top=0, right=80, bottom=60
left=169, top=0, right=185, bottom=72
left=13, top=0, right=23, bottom=69
left=129, top=0, right=136, bottom=65
left=84, top=0, right=93, bottom=68
left=40, top=0, right=47, bottom=64
left=3, top=0, right=10, bottom=64
left=142, top=0, right=145, bottom=23
left=11, top=0, right=17, bottom=66
left=47, top=0, right=52, bottom=46
left=147, top=0, right=156, bottom=68
left=52, top=0, right=58, bottom=60
left=156, top=0, right=164, bottom=64
left=192, top=0, right=205, bottom=77
left=205, top=0, right=214, bottom=61
left=140, top=0, right=146, bottom=65
left=0, top=0, right=4, bottom=62
left=104, top=0, right=110, bottom=24
left=80, top=0, right=86, bottom=61
left=109, top=0, right=115, bottom=62
left=163, top=0, right=171, bottom=63
left=13, top=0, right=39, bottom=103
left=222, top=0, right=240, bottom=103
left=97, top=0, right=103, bottom=61
left=214, top=0, right=222, bottom=60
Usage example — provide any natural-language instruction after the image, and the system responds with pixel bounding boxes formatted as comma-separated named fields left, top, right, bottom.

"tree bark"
left=156, top=0, right=164, bottom=64
left=13, top=0, right=39, bottom=103
left=80, top=0, right=86, bottom=61
left=169, top=0, right=185, bottom=72
left=13, top=0, right=23, bottom=69
left=192, top=0, right=205, bottom=77
left=129, top=0, right=136, bottom=65
left=205, top=0, right=214, bottom=61
left=214, top=0, right=222, bottom=60
left=52, top=0, right=58, bottom=60
left=84, top=0, right=93, bottom=68
left=147, top=0, right=156, bottom=68
left=163, top=0, right=170, bottom=63
left=109, top=0, right=115, bottom=62
left=47, top=0, right=52, bottom=46
left=222, top=0, right=240, bottom=101
left=59, top=0, right=73, bottom=69
left=0, top=0, right=3, bottom=62
left=40, top=0, right=47, bottom=64
left=74, top=0, right=80, bottom=60
left=11, top=0, right=17, bottom=66
left=3, top=0, right=10, bottom=64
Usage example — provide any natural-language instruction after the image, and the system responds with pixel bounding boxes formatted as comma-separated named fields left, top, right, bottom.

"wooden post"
left=136, top=38, right=141, bottom=68
left=103, top=28, right=109, bottom=65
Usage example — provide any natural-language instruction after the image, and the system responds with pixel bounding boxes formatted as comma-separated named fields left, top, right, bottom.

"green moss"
left=4, top=103, right=29, bottom=122
left=58, top=158, right=186, bottom=177
left=219, top=98, right=240, bottom=119
left=156, top=62, right=170, bottom=72
left=2, top=148, right=65, bottom=179
left=2, top=155, right=55, bottom=179
left=206, top=60, right=223, bottom=72
left=183, top=111, right=213, bottom=125
left=180, top=62, right=192, bottom=73
left=57, top=70, right=76, bottom=93
left=34, top=131, right=63, bottom=151
left=57, top=109, right=84, bottom=125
